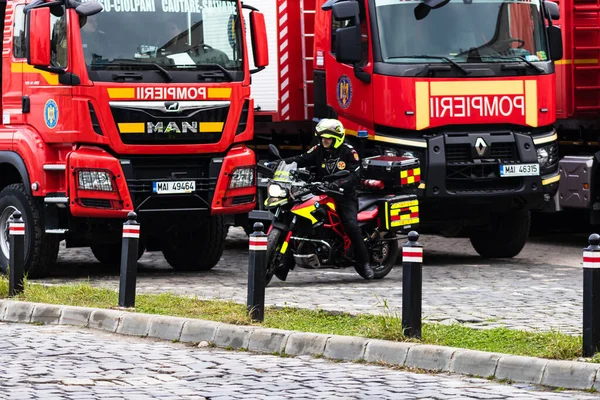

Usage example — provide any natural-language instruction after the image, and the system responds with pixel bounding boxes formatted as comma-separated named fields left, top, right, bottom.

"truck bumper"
left=59, top=145, right=256, bottom=222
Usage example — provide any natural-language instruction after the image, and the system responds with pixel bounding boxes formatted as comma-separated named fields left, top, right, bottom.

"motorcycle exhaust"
left=293, top=253, right=321, bottom=269
left=290, top=236, right=332, bottom=267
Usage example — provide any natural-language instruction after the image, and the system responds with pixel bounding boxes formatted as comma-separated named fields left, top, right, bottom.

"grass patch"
left=0, top=277, right=583, bottom=361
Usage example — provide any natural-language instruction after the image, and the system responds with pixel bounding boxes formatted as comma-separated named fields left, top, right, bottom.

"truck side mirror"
left=547, top=25, right=563, bottom=61
left=250, top=11, right=269, bottom=71
left=26, top=7, right=51, bottom=67
left=332, top=1, right=361, bottom=65
left=544, top=1, right=560, bottom=20
left=335, top=26, right=361, bottom=64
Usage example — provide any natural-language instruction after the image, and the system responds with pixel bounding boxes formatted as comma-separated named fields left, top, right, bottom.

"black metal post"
left=402, top=230, right=423, bottom=339
left=8, top=210, right=25, bottom=296
left=583, top=233, right=600, bottom=357
left=119, top=212, right=140, bottom=308
left=247, top=222, right=267, bottom=322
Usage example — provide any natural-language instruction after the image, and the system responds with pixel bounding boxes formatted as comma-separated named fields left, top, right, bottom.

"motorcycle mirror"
left=268, top=144, right=282, bottom=160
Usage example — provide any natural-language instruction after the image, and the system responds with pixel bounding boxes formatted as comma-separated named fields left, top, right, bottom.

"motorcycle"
left=261, top=144, right=420, bottom=285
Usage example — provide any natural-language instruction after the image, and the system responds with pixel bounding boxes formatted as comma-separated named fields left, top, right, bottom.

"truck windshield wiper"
left=177, top=63, right=235, bottom=81
left=483, top=55, right=545, bottom=73
left=386, top=55, right=469, bottom=75
left=94, top=61, right=173, bottom=82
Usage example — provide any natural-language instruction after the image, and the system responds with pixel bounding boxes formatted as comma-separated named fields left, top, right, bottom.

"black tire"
left=0, top=183, right=59, bottom=279
left=162, top=216, right=227, bottom=271
left=469, top=208, right=531, bottom=258
left=265, top=228, right=283, bottom=286
left=91, top=242, right=146, bottom=266
left=355, top=236, right=399, bottom=279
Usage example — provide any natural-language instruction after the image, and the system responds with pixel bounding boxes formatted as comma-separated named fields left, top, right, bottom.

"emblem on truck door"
left=474, top=137, right=488, bottom=157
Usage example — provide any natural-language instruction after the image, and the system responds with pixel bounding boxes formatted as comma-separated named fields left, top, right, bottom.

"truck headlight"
left=78, top=170, right=114, bottom=192
left=228, top=167, right=255, bottom=189
left=268, top=183, right=287, bottom=198
left=536, top=143, right=558, bottom=174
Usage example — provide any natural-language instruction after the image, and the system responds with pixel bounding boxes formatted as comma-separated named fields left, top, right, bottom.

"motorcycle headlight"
left=268, top=183, right=287, bottom=198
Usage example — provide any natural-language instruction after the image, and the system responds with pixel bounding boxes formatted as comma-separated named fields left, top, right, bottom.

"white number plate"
left=499, top=163, right=539, bottom=177
left=152, top=181, right=196, bottom=194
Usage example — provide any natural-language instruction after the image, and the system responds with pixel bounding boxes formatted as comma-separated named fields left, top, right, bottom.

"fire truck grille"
left=444, top=139, right=521, bottom=193
left=446, top=162, right=523, bottom=193
left=119, top=155, right=219, bottom=211
left=445, top=143, right=517, bottom=162
left=109, top=101, right=230, bottom=145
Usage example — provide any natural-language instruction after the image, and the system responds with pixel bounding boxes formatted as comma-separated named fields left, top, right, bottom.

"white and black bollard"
left=402, top=231, right=423, bottom=339
left=583, top=233, right=600, bottom=357
left=247, top=222, right=267, bottom=322
left=119, top=212, right=140, bottom=308
left=8, top=210, right=25, bottom=296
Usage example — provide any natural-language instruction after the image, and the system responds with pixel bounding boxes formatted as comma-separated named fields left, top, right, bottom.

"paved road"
left=38, top=222, right=588, bottom=335
left=1, top=322, right=598, bottom=400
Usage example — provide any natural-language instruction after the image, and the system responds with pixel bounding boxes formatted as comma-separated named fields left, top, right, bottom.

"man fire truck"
left=0, top=0, right=268, bottom=277
left=245, top=0, right=562, bottom=259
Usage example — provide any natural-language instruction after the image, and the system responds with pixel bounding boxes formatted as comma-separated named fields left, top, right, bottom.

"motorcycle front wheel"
left=265, top=227, right=284, bottom=285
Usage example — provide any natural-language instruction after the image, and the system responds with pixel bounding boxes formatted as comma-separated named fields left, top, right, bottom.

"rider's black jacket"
left=285, top=143, right=361, bottom=195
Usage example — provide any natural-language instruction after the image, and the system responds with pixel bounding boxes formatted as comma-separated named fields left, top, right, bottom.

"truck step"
left=43, top=164, right=66, bottom=171
left=44, top=197, right=69, bottom=204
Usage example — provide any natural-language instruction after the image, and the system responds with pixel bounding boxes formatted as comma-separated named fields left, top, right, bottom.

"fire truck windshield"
left=79, top=0, right=243, bottom=81
left=374, top=0, right=549, bottom=65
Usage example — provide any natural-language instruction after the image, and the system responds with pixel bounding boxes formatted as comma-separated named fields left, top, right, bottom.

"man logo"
left=164, top=101, right=180, bottom=113
left=474, top=137, right=488, bottom=157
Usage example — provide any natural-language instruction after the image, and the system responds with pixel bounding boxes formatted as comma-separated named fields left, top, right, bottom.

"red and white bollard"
left=8, top=210, right=25, bottom=296
left=247, top=222, right=267, bottom=322
left=583, top=233, right=600, bottom=357
left=402, top=231, right=423, bottom=339
left=119, top=212, right=140, bottom=308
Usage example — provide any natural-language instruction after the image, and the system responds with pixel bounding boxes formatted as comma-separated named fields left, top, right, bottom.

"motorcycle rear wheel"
left=356, top=235, right=399, bottom=279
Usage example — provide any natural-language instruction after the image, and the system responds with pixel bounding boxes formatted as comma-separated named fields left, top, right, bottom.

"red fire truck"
left=245, top=0, right=563, bottom=259
left=0, top=0, right=268, bottom=276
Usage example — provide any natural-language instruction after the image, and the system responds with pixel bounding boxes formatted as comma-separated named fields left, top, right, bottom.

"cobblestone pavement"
left=40, top=225, right=590, bottom=335
left=1, top=322, right=598, bottom=400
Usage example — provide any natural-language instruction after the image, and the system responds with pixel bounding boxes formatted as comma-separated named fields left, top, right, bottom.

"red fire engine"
left=245, top=0, right=563, bottom=259
left=0, top=0, right=268, bottom=276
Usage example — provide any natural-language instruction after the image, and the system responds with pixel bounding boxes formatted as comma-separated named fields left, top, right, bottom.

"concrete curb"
left=1, top=299, right=598, bottom=391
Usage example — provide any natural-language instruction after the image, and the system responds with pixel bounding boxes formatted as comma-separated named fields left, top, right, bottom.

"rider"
left=282, top=118, right=375, bottom=280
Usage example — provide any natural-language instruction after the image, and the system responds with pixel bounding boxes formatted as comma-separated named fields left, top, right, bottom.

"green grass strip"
left=0, top=278, right=583, bottom=361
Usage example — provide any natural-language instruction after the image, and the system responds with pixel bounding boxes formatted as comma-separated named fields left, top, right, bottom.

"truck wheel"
left=162, top=216, right=227, bottom=271
left=0, top=183, right=59, bottom=278
left=91, top=242, right=145, bottom=266
left=469, top=208, right=531, bottom=258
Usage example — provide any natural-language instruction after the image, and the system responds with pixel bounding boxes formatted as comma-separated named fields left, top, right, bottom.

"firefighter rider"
left=283, top=118, right=375, bottom=281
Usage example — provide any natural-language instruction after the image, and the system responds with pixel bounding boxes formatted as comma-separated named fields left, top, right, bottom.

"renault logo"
left=164, top=101, right=180, bottom=113
left=474, top=137, right=488, bottom=157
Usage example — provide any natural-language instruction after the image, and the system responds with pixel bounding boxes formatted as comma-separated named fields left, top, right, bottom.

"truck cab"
left=312, top=0, right=563, bottom=257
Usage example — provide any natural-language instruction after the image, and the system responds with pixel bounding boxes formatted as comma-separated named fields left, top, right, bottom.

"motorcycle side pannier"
left=377, top=194, right=419, bottom=232
left=361, top=155, right=421, bottom=190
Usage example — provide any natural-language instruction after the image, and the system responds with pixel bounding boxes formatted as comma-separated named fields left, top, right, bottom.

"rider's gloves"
left=328, top=180, right=341, bottom=192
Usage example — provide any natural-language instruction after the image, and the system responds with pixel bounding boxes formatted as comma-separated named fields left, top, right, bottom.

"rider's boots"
left=361, top=262, right=375, bottom=280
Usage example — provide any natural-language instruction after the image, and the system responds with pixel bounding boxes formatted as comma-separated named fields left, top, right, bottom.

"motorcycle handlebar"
left=309, top=182, right=345, bottom=196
